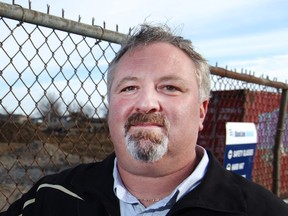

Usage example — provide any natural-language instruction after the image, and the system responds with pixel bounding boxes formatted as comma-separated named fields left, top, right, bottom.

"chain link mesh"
left=0, top=16, right=118, bottom=210
left=199, top=74, right=288, bottom=198
left=0, top=5, right=287, bottom=211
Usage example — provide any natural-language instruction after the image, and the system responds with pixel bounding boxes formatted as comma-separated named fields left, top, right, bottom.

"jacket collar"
left=71, top=151, right=247, bottom=215
left=169, top=151, right=247, bottom=215
left=71, top=153, right=120, bottom=214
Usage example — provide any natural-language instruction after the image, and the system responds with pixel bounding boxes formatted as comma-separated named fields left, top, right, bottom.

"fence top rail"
left=0, top=1, right=128, bottom=44
left=1, top=1, right=287, bottom=91
left=211, top=67, right=288, bottom=90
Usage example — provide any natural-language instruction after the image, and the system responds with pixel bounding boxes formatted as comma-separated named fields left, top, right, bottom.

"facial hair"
left=124, top=113, right=170, bottom=163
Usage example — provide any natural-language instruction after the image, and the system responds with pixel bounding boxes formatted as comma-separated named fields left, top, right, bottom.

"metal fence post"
left=273, top=89, right=288, bottom=196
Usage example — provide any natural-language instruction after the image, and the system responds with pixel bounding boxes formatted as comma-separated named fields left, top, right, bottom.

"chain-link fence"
left=0, top=1, right=287, bottom=212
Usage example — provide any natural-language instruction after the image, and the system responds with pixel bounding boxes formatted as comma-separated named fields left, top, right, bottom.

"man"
left=1, top=24, right=288, bottom=216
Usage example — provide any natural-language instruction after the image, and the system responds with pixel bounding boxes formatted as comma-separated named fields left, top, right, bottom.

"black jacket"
left=1, top=151, right=288, bottom=216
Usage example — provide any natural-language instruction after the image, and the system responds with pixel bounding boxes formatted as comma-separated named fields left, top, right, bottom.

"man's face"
left=108, top=42, right=208, bottom=169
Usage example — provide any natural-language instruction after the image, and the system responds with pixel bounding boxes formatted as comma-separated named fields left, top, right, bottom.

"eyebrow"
left=158, top=75, right=187, bottom=84
left=114, top=76, right=138, bottom=91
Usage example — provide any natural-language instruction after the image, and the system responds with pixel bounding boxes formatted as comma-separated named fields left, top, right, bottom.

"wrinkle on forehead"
left=121, top=43, right=186, bottom=65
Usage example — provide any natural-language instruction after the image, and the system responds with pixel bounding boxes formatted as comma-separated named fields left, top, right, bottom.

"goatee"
left=124, top=113, right=170, bottom=163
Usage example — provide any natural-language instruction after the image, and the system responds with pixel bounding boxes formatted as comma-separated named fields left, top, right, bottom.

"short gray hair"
left=107, top=24, right=211, bottom=102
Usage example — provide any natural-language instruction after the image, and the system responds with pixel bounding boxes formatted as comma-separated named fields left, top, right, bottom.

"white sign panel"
left=226, top=122, right=257, bottom=145
left=224, top=122, right=257, bottom=180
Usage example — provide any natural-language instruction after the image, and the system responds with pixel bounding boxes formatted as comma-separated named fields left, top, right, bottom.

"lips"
left=130, top=122, right=163, bottom=127
left=129, top=123, right=163, bottom=134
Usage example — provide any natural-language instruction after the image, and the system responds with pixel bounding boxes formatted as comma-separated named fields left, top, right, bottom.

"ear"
left=199, top=99, right=209, bottom=131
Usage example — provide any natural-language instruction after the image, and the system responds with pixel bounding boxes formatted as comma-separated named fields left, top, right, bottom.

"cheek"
left=170, top=102, right=201, bottom=132
left=108, top=99, right=132, bottom=131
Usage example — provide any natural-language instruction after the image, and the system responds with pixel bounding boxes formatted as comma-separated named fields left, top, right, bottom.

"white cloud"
left=0, top=75, right=108, bottom=116
left=10, top=0, right=271, bottom=33
left=222, top=54, right=288, bottom=82
left=196, top=28, right=288, bottom=60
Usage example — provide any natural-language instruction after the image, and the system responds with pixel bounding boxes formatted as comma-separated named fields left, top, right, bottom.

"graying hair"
left=107, top=24, right=211, bottom=102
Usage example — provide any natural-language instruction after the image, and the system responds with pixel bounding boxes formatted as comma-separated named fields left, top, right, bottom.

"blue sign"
left=223, top=122, right=257, bottom=180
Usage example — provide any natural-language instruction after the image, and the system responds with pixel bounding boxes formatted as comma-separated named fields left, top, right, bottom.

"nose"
left=135, top=89, right=161, bottom=114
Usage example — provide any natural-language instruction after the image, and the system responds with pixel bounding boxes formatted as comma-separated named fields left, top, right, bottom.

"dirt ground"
left=0, top=120, right=114, bottom=211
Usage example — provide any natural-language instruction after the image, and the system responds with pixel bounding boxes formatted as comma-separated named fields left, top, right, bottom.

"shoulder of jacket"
left=39, top=153, right=116, bottom=185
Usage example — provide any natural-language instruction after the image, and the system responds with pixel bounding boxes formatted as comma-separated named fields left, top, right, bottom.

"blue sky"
left=2, top=0, right=287, bottom=81
left=0, top=0, right=288, bottom=116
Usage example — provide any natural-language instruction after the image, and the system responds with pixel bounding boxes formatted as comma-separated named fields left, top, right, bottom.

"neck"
left=117, top=153, right=200, bottom=207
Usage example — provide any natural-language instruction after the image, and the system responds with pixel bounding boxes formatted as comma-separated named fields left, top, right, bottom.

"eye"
left=164, top=85, right=180, bottom=91
left=158, top=85, right=183, bottom=96
left=120, top=86, right=137, bottom=92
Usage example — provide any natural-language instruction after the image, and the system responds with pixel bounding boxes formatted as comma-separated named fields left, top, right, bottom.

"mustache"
left=124, top=113, right=170, bottom=133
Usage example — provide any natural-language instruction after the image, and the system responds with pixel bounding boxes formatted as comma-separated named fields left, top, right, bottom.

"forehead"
left=112, top=42, right=196, bottom=79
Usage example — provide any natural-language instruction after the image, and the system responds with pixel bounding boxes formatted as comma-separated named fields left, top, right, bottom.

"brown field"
left=0, top=120, right=114, bottom=211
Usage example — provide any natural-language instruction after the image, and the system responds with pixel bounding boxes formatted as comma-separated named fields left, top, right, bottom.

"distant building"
left=0, top=113, right=28, bottom=124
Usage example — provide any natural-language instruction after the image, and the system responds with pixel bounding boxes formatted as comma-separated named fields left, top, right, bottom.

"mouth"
left=128, top=123, right=164, bottom=133
left=130, top=122, right=163, bottom=127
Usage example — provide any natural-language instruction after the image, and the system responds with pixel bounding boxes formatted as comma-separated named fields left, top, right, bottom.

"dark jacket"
left=1, top=151, right=288, bottom=216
